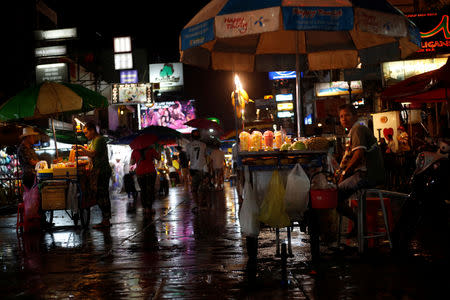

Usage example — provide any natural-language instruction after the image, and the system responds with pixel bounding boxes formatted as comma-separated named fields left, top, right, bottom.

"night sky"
left=47, top=0, right=271, bottom=131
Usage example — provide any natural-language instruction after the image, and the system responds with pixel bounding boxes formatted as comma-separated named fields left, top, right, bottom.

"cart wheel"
left=80, top=207, right=90, bottom=227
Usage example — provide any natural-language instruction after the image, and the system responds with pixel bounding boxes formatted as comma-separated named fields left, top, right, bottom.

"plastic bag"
left=284, top=164, right=310, bottom=221
left=259, top=170, right=291, bottom=228
left=239, top=166, right=260, bottom=237
left=66, top=182, right=78, bottom=213
left=23, top=181, right=41, bottom=231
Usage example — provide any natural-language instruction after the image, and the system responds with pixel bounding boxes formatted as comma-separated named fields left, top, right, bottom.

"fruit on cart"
left=304, top=137, right=330, bottom=150
left=291, top=141, right=306, bottom=151
left=280, top=142, right=291, bottom=151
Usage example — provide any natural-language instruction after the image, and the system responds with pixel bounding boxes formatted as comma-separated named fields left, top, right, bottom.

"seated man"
left=335, top=104, right=385, bottom=236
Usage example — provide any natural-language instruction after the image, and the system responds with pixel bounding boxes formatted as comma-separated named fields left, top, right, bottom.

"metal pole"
left=295, top=32, right=303, bottom=137
left=234, top=90, right=239, bottom=143
left=51, top=118, right=59, bottom=160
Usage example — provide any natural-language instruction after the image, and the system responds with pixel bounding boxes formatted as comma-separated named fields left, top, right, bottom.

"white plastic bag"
left=239, top=166, right=260, bottom=237
left=284, top=163, right=310, bottom=221
left=66, top=182, right=78, bottom=214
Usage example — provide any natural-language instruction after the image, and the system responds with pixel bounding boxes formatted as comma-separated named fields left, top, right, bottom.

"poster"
left=140, top=100, right=196, bottom=133
left=111, top=83, right=151, bottom=104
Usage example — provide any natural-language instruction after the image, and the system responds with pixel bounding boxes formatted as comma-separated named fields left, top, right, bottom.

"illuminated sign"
left=111, top=83, right=151, bottom=104
left=268, top=71, right=296, bottom=80
left=277, top=102, right=294, bottom=111
left=114, top=53, right=133, bottom=70
left=315, top=81, right=362, bottom=97
left=35, top=45, right=67, bottom=57
left=34, top=28, right=77, bottom=40
left=275, top=94, right=293, bottom=102
left=114, top=37, right=132, bottom=53
left=36, top=63, right=68, bottom=84
left=120, top=70, right=138, bottom=83
left=264, top=95, right=274, bottom=100
left=407, top=13, right=450, bottom=54
left=277, top=111, right=294, bottom=118
left=304, top=114, right=312, bottom=125
left=382, top=57, right=447, bottom=86
left=149, top=63, right=184, bottom=91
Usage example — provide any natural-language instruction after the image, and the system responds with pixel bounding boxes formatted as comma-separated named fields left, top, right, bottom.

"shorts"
left=189, top=169, right=203, bottom=192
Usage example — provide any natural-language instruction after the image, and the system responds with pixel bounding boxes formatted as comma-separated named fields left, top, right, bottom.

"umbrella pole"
left=234, top=88, right=240, bottom=143
left=295, top=33, right=304, bottom=138
left=51, top=118, right=59, bottom=160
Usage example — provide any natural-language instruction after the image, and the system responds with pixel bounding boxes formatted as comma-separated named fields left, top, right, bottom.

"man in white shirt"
left=186, top=130, right=207, bottom=204
left=209, top=146, right=225, bottom=190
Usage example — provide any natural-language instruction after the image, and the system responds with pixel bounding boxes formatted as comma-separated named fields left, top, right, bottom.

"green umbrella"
left=0, top=81, right=108, bottom=158
left=0, top=81, right=108, bottom=121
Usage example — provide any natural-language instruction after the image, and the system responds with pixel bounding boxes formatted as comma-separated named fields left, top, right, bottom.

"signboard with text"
left=315, top=81, right=362, bottom=97
left=111, top=83, right=151, bottom=104
left=36, top=63, right=68, bottom=84
left=407, top=13, right=450, bottom=55
left=149, top=63, right=184, bottom=92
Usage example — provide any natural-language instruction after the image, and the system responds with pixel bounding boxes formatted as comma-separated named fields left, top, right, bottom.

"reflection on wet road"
left=0, top=184, right=449, bottom=299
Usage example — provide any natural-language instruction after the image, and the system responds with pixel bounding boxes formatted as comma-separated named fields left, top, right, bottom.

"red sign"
left=407, top=13, right=450, bottom=54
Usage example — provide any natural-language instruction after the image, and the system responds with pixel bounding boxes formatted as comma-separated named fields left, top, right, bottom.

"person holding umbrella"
left=75, top=122, right=112, bottom=228
left=129, top=134, right=160, bottom=217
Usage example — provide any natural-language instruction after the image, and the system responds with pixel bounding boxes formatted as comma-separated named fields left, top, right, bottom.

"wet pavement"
left=1, top=184, right=449, bottom=299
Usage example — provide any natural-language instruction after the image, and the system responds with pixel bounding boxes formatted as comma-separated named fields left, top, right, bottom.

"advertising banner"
left=356, top=8, right=407, bottom=37
left=149, top=63, right=184, bottom=92
left=180, top=18, right=215, bottom=50
left=140, top=100, right=196, bottom=133
left=216, top=7, right=280, bottom=38
left=268, top=71, right=296, bottom=80
left=120, top=70, right=138, bottom=83
left=111, top=83, right=151, bottom=104
left=315, top=81, right=362, bottom=97
left=282, top=6, right=353, bottom=31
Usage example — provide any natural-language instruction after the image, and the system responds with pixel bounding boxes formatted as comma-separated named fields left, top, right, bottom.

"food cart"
left=36, top=152, right=95, bottom=228
left=238, top=131, right=335, bottom=262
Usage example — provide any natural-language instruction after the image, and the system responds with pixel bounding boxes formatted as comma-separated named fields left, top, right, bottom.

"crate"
left=310, top=188, right=338, bottom=209
left=53, top=167, right=77, bottom=179
left=41, top=185, right=67, bottom=210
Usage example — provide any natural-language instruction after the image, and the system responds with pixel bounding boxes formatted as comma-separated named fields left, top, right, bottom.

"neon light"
left=420, top=15, right=450, bottom=39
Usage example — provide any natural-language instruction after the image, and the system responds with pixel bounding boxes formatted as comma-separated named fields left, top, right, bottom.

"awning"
left=381, top=57, right=450, bottom=103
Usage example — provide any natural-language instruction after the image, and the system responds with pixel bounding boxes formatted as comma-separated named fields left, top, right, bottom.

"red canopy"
left=381, top=58, right=450, bottom=103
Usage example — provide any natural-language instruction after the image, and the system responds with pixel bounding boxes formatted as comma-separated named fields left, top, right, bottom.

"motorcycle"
left=392, top=136, right=450, bottom=254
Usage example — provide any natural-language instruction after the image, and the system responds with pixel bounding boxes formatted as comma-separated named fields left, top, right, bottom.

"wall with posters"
left=140, top=100, right=196, bottom=133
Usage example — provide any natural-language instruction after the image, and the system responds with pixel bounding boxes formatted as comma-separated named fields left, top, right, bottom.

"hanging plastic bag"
left=23, top=180, right=41, bottom=231
left=66, top=182, right=78, bottom=214
left=239, top=166, right=260, bottom=237
left=259, top=170, right=290, bottom=228
left=284, top=163, right=310, bottom=221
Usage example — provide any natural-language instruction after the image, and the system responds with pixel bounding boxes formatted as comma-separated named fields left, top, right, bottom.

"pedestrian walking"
left=186, top=130, right=207, bottom=206
left=130, top=145, right=160, bottom=217
left=176, top=146, right=190, bottom=189
left=209, top=145, right=225, bottom=190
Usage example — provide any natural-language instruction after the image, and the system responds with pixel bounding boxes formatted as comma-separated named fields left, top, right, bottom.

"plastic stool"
left=348, top=196, right=394, bottom=248
left=16, top=202, right=25, bottom=234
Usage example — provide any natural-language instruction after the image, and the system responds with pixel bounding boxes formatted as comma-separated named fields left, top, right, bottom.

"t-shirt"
left=186, top=140, right=207, bottom=171
left=339, top=123, right=385, bottom=185
left=210, top=149, right=225, bottom=169
left=17, top=143, right=38, bottom=177
left=131, top=148, right=158, bottom=175
left=88, top=135, right=112, bottom=175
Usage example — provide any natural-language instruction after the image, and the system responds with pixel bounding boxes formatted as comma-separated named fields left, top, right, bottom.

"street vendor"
left=75, top=121, right=112, bottom=228
left=17, top=127, right=40, bottom=189
left=335, top=104, right=385, bottom=236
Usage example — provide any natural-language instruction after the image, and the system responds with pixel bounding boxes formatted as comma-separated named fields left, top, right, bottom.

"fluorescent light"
left=114, top=53, right=133, bottom=70
left=114, top=37, right=131, bottom=53
left=36, top=63, right=66, bottom=69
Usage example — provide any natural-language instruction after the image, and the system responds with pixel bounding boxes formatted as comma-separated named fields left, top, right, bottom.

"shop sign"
left=120, top=70, right=138, bottom=83
left=277, top=111, right=294, bottom=118
left=268, top=71, right=296, bottom=80
left=282, top=5, right=353, bottom=31
left=277, top=102, right=294, bottom=111
left=181, top=18, right=215, bottom=50
left=149, top=63, right=184, bottom=92
left=381, top=57, right=447, bottom=86
left=111, top=83, right=151, bottom=104
left=34, top=28, right=77, bottom=40
left=315, top=81, right=362, bottom=97
left=35, top=45, right=67, bottom=57
left=216, top=7, right=280, bottom=38
left=356, top=8, right=407, bottom=37
left=36, top=63, right=68, bottom=84
left=275, top=93, right=293, bottom=102
left=407, top=13, right=450, bottom=54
